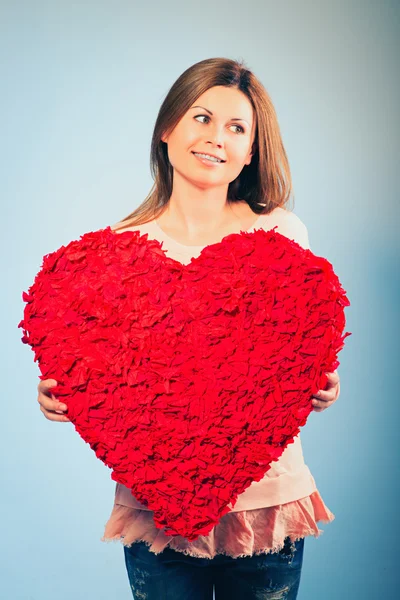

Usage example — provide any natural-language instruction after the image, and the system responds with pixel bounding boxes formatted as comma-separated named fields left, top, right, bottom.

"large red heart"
left=19, top=225, right=351, bottom=541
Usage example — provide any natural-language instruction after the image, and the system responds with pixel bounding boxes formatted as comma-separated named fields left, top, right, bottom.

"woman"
left=36, top=57, right=341, bottom=599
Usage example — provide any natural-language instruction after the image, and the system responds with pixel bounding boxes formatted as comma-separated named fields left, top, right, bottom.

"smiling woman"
left=28, top=56, right=343, bottom=600
left=111, top=57, right=294, bottom=238
left=99, top=57, right=341, bottom=600
left=156, top=84, right=259, bottom=239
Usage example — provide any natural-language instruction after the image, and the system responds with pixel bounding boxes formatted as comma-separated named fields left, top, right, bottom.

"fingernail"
left=59, top=404, right=67, bottom=411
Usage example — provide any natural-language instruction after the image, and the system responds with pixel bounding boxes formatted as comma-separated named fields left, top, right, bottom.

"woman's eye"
left=194, top=115, right=245, bottom=134
left=231, top=124, right=245, bottom=134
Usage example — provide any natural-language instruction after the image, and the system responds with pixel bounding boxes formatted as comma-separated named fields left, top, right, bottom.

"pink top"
left=101, top=208, right=335, bottom=558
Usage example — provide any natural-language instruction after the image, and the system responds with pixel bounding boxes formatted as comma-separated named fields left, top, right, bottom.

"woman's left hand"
left=312, top=370, right=341, bottom=412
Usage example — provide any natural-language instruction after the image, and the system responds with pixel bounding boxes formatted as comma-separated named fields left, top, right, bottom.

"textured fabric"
left=101, top=490, right=334, bottom=560
left=99, top=208, right=336, bottom=557
left=123, top=537, right=305, bottom=599
left=113, top=435, right=320, bottom=512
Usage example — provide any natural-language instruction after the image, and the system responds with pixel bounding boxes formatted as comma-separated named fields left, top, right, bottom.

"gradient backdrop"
left=1, top=1, right=398, bottom=599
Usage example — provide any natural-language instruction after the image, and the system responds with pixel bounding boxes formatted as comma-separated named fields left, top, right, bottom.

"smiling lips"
left=192, top=151, right=225, bottom=165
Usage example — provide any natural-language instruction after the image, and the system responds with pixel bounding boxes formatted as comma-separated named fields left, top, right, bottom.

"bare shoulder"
left=270, top=208, right=311, bottom=251
left=110, top=221, right=123, bottom=233
left=110, top=220, right=142, bottom=234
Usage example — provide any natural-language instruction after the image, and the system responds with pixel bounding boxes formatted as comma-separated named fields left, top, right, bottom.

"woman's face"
left=161, top=85, right=256, bottom=189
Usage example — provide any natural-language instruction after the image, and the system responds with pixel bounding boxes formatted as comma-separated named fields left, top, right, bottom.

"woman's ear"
left=244, top=142, right=256, bottom=166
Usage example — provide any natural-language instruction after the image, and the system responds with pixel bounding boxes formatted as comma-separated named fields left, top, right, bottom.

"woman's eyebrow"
left=189, top=105, right=250, bottom=125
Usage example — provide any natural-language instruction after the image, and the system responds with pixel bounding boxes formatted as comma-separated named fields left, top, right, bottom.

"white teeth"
left=193, top=152, right=222, bottom=163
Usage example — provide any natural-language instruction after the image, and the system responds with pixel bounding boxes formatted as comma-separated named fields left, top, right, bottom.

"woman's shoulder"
left=109, top=219, right=155, bottom=234
left=273, top=206, right=306, bottom=227
left=109, top=220, right=132, bottom=233
left=266, top=208, right=310, bottom=251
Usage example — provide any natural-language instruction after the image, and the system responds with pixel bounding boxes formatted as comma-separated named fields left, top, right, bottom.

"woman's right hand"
left=37, top=379, right=70, bottom=422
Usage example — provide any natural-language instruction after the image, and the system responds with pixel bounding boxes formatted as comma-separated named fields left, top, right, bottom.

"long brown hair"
left=113, top=57, right=294, bottom=231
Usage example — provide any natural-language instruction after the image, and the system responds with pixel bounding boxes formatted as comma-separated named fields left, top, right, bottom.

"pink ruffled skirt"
left=101, top=490, right=335, bottom=560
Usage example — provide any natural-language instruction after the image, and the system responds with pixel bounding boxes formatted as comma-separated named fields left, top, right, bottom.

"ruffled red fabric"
left=101, top=491, right=335, bottom=559
left=18, top=225, right=351, bottom=541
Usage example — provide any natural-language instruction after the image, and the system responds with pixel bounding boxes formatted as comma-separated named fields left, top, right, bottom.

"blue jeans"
left=123, top=535, right=305, bottom=599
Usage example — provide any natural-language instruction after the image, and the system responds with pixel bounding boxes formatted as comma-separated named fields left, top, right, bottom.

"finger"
left=39, top=403, right=70, bottom=422
left=38, top=378, right=58, bottom=396
left=312, top=396, right=336, bottom=410
left=37, top=378, right=64, bottom=408
left=312, top=398, right=325, bottom=409
left=312, top=400, right=329, bottom=411
left=38, top=393, right=68, bottom=413
left=313, top=371, right=340, bottom=399
left=37, top=387, right=68, bottom=414
left=313, top=389, right=335, bottom=402
left=323, top=370, right=340, bottom=389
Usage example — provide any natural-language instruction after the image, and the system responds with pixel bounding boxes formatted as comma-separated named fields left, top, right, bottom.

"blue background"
left=1, top=1, right=398, bottom=598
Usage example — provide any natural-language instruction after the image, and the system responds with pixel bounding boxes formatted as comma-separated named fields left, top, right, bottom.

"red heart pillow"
left=19, top=225, right=351, bottom=541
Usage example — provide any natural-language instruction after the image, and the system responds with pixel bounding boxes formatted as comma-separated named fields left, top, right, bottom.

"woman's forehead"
left=191, top=86, right=254, bottom=122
